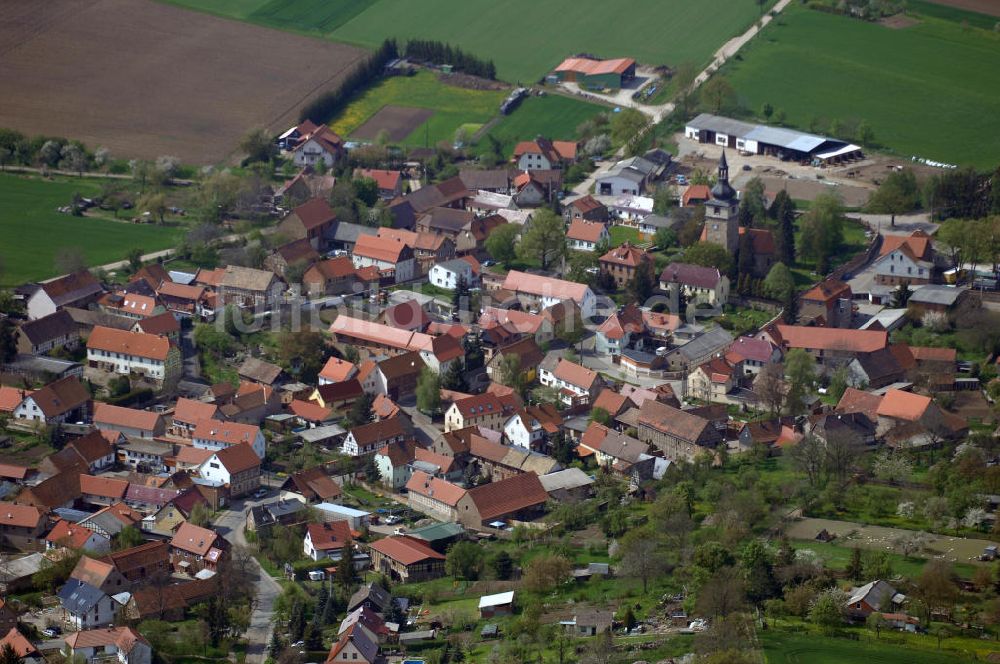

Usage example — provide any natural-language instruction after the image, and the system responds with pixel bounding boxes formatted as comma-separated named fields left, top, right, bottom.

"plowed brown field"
left=0, top=0, right=366, bottom=164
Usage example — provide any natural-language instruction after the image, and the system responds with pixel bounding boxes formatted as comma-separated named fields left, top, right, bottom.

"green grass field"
left=158, top=0, right=773, bottom=83
left=329, top=71, right=505, bottom=147
left=0, top=175, right=182, bottom=287
left=762, top=630, right=972, bottom=664
left=725, top=5, right=1000, bottom=168
left=477, top=94, right=607, bottom=156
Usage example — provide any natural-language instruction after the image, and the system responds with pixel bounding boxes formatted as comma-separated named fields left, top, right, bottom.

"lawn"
left=761, top=629, right=981, bottom=664
left=790, top=538, right=978, bottom=580
left=328, top=71, right=506, bottom=148
left=724, top=4, right=1000, bottom=167
left=609, top=225, right=645, bottom=247
left=162, top=0, right=774, bottom=84
left=0, top=174, right=182, bottom=287
left=475, top=94, right=607, bottom=156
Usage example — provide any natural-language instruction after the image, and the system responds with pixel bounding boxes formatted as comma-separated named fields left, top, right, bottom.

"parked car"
left=384, top=515, right=402, bottom=525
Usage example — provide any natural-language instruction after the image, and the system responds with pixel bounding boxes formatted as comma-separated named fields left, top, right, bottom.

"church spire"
left=710, top=149, right=736, bottom=201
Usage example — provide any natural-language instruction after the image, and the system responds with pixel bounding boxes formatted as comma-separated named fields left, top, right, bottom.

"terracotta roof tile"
left=467, top=472, right=548, bottom=521
left=87, top=326, right=171, bottom=361
left=369, top=535, right=444, bottom=565
left=404, top=471, right=466, bottom=506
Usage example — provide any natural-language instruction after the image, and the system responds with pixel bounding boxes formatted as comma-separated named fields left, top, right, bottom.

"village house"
left=637, top=399, right=722, bottom=461
left=280, top=466, right=343, bottom=504
left=0, top=502, right=47, bottom=551
left=319, top=357, right=358, bottom=385
left=368, top=351, right=426, bottom=401
left=456, top=471, right=549, bottom=528
left=872, top=230, right=935, bottom=286
left=466, top=436, right=560, bottom=482
left=595, top=303, right=646, bottom=356
left=355, top=168, right=404, bottom=200
left=554, top=55, right=636, bottom=89
left=328, top=316, right=463, bottom=374
left=168, top=398, right=219, bottom=438
left=579, top=423, right=655, bottom=482
left=155, top=281, right=212, bottom=319
left=599, top=243, right=654, bottom=289
left=596, top=156, right=660, bottom=196
left=726, top=336, right=781, bottom=375
left=687, top=357, right=743, bottom=402
left=799, top=279, right=854, bottom=328
left=195, top=444, right=261, bottom=498
left=342, top=417, right=407, bottom=457
left=846, top=579, right=903, bottom=619
left=264, top=239, right=321, bottom=278
left=58, top=580, right=120, bottom=629
left=326, top=624, right=381, bottom=664
left=27, top=270, right=104, bottom=320
left=69, top=557, right=127, bottom=596
left=46, top=519, right=111, bottom=554
left=501, top=270, right=596, bottom=317
left=302, top=256, right=364, bottom=296
left=539, top=468, right=596, bottom=502
left=12, top=375, right=91, bottom=425
left=659, top=262, right=730, bottom=306
left=351, top=234, right=416, bottom=283
left=479, top=307, right=554, bottom=346
left=374, top=440, right=419, bottom=489
left=15, top=310, right=78, bottom=355
left=64, top=626, right=152, bottom=664
left=486, top=337, right=545, bottom=385
left=303, top=520, right=353, bottom=561
left=512, top=138, right=577, bottom=171
left=0, top=628, right=41, bottom=664
left=760, top=324, right=888, bottom=365
left=444, top=393, right=510, bottom=433
left=169, top=522, right=227, bottom=574
left=429, top=258, right=474, bottom=290
left=192, top=419, right=266, bottom=459
left=79, top=475, right=129, bottom=509
left=97, top=292, right=166, bottom=321
left=503, top=404, right=563, bottom=451
left=100, top=541, right=170, bottom=586
left=539, top=357, right=604, bottom=406
left=565, top=195, right=609, bottom=223
left=566, top=220, right=609, bottom=252
left=93, top=403, right=165, bottom=439
left=368, top=535, right=445, bottom=583
left=216, top=266, right=283, bottom=310
left=405, top=471, right=466, bottom=522
left=86, top=326, right=181, bottom=386
left=291, top=123, right=344, bottom=169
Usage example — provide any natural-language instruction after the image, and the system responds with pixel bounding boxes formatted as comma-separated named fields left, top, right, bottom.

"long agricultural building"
left=684, top=113, right=863, bottom=165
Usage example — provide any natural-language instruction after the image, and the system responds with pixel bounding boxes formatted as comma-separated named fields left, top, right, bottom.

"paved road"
left=400, top=404, right=443, bottom=446
left=214, top=499, right=283, bottom=664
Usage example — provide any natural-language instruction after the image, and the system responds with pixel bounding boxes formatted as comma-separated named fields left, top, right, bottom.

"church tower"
left=704, top=150, right=739, bottom=255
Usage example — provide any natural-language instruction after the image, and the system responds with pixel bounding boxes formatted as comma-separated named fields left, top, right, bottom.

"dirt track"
left=0, top=0, right=366, bottom=164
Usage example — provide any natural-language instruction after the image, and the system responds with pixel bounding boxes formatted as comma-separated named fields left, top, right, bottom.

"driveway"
left=214, top=499, right=282, bottom=664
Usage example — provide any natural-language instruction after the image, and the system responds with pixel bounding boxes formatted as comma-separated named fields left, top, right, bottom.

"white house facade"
left=429, top=260, right=474, bottom=291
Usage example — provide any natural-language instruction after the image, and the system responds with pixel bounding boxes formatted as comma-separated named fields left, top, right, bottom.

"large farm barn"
left=684, top=113, right=864, bottom=165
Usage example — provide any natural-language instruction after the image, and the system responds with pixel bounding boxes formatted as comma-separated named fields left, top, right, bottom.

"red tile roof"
left=836, top=387, right=884, bottom=421
left=170, top=522, right=220, bottom=556
left=600, top=242, right=651, bottom=269
left=369, top=535, right=444, bottom=566
left=319, top=357, right=357, bottom=383
left=773, top=325, right=888, bottom=354
left=553, top=358, right=599, bottom=391
left=682, top=184, right=711, bottom=206
left=27, top=376, right=90, bottom=418
left=306, top=520, right=352, bottom=551
left=405, top=471, right=466, bottom=506
left=87, top=326, right=171, bottom=361
left=46, top=519, right=99, bottom=548
left=354, top=169, right=401, bottom=191
left=801, top=279, right=852, bottom=304
left=467, top=472, right=548, bottom=521
left=555, top=56, right=635, bottom=76
left=353, top=234, right=410, bottom=264
left=502, top=270, right=590, bottom=304
left=567, top=219, right=607, bottom=243
left=880, top=230, right=932, bottom=260
left=80, top=475, right=129, bottom=500
left=660, top=262, right=722, bottom=289
left=290, top=399, right=334, bottom=423
left=876, top=389, right=932, bottom=422
left=0, top=628, right=38, bottom=658
left=192, top=419, right=260, bottom=446
left=0, top=501, right=45, bottom=528
left=211, top=443, right=261, bottom=475
left=94, top=403, right=161, bottom=432
left=0, top=386, right=26, bottom=412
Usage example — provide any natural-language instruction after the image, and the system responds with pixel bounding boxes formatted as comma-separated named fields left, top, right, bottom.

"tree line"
left=299, top=39, right=400, bottom=124
left=402, top=39, right=497, bottom=80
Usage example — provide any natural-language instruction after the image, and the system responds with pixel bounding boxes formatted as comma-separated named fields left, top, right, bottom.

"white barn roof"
left=479, top=591, right=515, bottom=609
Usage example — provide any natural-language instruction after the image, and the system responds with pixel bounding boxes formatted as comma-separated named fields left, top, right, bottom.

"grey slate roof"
left=59, top=579, right=107, bottom=614
left=908, top=285, right=967, bottom=307
left=676, top=326, right=734, bottom=362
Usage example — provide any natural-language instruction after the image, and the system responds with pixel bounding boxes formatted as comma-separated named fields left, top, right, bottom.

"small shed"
left=480, top=624, right=499, bottom=639
left=478, top=591, right=515, bottom=618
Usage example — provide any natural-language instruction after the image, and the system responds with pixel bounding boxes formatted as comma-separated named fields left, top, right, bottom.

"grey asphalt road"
left=213, top=499, right=282, bottom=663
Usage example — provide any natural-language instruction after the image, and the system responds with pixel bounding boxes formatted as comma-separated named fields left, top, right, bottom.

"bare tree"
left=790, top=434, right=825, bottom=488
left=619, top=527, right=666, bottom=593
left=695, top=567, right=746, bottom=618
left=825, top=428, right=863, bottom=484
left=754, top=362, right=786, bottom=416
